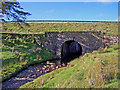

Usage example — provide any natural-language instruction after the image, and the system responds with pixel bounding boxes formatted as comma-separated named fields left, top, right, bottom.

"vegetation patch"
left=1, top=33, right=57, bottom=82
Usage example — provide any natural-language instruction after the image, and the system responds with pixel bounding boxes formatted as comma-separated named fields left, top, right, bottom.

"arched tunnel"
left=61, top=40, right=82, bottom=63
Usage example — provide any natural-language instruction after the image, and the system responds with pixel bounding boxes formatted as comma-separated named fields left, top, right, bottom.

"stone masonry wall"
left=44, top=31, right=104, bottom=58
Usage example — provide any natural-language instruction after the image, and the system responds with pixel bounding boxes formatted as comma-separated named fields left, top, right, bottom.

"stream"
left=2, top=59, right=67, bottom=89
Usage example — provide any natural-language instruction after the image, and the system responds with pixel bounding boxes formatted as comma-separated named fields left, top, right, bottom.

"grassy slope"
left=2, top=22, right=118, bottom=35
left=20, top=44, right=119, bottom=88
left=1, top=33, right=57, bottom=81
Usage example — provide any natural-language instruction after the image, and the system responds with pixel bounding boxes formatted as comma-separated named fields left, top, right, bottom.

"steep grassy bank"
left=2, top=22, right=118, bottom=35
left=1, top=33, right=57, bottom=82
left=20, top=44, right=119, bottom=88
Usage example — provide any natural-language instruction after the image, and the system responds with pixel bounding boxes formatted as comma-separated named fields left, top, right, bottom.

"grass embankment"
left=1, top=33, right=57, bottom=82
left=2, top=22, right=118, bottom=35
left=20, top=44, right=119, bottom=88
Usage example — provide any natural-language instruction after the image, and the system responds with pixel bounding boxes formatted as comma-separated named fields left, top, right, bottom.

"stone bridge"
left=43, top=31, right=104, bottom=61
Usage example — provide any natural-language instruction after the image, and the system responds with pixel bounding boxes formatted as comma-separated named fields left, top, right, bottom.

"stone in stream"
left=43, top=65, right=47, bottom=68
left=45, top=68, right=50, bottom=73
left=40, top=70, right=43, bottom=74
left=62, top=63, right=66, bottom=67
left=58, top=65, right=61, bottom=68
left=46, top=65, right=50, bottom=68
left=49, top=67, right=52, bottom=71
left=47, top=61, right=56, bottom=65
left=37, top=69, right=40, bottom=72
left=28, top=74, right=34, bottom=76
left=49, top=62, right=56, bottom=65
left=52, top=67, right=55, bottom=70
left=42, top=68, right=45, bottom=73
left=33, top=74, right=37, bottom=78
left=47, top=61, right=50, bottom=64
left=28, top=70, right=33, bottom=72
left=51, top=64, right=55, bottom=68
left=67, top=64, right=69, bottom=67
left=56, top=66, right=59, bottom=69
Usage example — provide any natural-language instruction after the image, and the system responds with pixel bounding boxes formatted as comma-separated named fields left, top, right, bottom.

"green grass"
left=20, top=44, right=118, bottom=88
left=1, top=33, right=57, bottom=82
left=1, top=22, right=119, bottom=88
left=2, top=22, right=118, bottom=35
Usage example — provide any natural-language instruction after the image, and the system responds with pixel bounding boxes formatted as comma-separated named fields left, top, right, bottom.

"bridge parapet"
left=44, top=31, right=104, bottom=58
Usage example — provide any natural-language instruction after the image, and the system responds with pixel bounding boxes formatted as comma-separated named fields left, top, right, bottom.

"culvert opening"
left=61, top=40, right=82, bottom=63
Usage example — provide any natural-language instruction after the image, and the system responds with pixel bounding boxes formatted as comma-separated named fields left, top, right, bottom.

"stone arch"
left=60, top=40, right=82, bottom=63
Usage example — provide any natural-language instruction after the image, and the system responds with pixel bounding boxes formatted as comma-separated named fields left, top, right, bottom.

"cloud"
left=45, top=9, right=55, bottom=13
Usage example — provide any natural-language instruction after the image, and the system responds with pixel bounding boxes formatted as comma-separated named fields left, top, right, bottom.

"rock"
left=52, top=67, right=55, bottom=70
left=67, top=64, right=69, bottom=67
left=33, top=74, right=36, bottom=78
left=47, top=61, right=50, bottom=64
left=28, top=70, right=33, bottom=72
left=49, top=63, right=55, bottom=65
left=43, top=65, right=47, bottom=68
left=45, top=70, right=47, bottom=73
left=28, top=74, right=33, bottom=76
left=56, top=66, right=59, bottom=69
left=58, top=65, right=61, bottom=68
left=49, top=68, right=52, bottom=72
left=40, top=71, right=43, bottom=73
left=51, top=64, right=55, bottom=68
left=46, top=65, right=50, bottom=68
left=46, top=68, right=50, bottom=73
left=42, top=67, right=45, bottom=71
left=62, top=63, right=66, bottom=67
left=42, top=68, right=45, bottom=73
left=37, top=69, right=40, bottom=72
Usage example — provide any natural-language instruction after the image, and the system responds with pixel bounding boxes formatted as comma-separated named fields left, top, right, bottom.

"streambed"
left=2, top=59, right=66, bottom=89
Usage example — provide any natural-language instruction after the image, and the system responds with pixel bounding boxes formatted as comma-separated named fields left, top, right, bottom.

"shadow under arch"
left=61, top=40, right=82, bottom=64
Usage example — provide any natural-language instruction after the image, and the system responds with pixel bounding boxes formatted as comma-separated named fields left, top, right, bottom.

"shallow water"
left=2, top=59, right=64, bottom=89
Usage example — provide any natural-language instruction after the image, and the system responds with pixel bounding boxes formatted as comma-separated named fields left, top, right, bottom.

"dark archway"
left=61, top=40, right=82, bottom=63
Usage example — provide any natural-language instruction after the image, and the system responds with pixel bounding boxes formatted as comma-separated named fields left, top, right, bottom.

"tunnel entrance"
left=61, top=40, right=82, bottom=63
